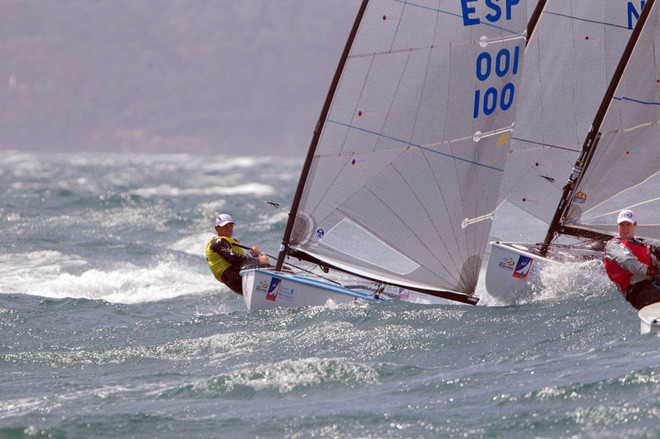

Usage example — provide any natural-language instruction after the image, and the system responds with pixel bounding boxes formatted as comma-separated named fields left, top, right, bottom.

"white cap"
left=215, top=213, right=235, bottom=227
left=616, top=209, right=636, bottom=224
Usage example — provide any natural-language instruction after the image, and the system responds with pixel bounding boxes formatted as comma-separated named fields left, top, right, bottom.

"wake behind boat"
left=241, top=0, right=529, bottom=310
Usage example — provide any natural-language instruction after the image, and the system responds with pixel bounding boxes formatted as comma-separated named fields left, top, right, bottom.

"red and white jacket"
left=603, top=237, right=656, bottom=293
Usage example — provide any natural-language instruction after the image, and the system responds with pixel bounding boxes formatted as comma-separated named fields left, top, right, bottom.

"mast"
left=539, top=0, right=655, bottom=256
left=525, top=0, right=547, bottom=45
left=275, top=0, right=370, bottom=271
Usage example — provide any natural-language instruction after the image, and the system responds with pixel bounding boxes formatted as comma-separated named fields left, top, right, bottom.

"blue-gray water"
left=1, top=152, right=657, bottom=438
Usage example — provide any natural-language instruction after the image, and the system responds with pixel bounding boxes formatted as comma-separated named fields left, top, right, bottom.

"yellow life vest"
left=206, top=236, right=245, bottom=281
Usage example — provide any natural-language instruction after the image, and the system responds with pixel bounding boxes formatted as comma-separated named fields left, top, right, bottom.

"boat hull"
left=485, top=241, right=553, bottom=302
left=485, top=241, right=605, bottom=302
left=240, top=269, right=381, bottom=311
left=638, top=302, right=660, bottom=335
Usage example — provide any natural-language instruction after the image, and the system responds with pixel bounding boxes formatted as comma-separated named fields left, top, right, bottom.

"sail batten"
left=324, top=120, right=507, bottom=171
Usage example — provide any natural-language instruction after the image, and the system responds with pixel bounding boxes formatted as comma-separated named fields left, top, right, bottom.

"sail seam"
left=405, top=10, right=464, bottom=285
left=579, top=171, right=660, bottom=219
left=363, top=184, right=461, bottom=286
left=612, top=96, right=660, bottom=106
left=326, top=119, right=505, bottom=172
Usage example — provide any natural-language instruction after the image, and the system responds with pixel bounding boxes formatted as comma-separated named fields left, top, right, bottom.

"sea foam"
left=0, top=251, right=213, bottom=304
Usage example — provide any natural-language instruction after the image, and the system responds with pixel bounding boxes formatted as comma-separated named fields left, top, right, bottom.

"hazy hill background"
left=1, top=0, right=358, bottom=156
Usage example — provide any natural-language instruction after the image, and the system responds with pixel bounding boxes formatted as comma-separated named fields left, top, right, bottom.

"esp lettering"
left=461, top=0, right=521, bottom=26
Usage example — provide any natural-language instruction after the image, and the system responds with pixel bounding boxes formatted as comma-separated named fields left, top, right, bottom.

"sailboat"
left=240, top=0, right=529, bottom=311
left=638, top=302, right=660, bottom=334
left=485, top=0, right=659, bottom=301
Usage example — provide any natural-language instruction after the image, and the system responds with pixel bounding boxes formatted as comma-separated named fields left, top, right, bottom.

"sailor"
left=603, top=209, right=660, bottom=310
left=206, top=213, right=270, bottom=295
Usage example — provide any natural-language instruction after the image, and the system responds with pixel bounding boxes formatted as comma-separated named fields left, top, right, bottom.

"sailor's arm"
left=210, top=238, right=255, bottom=265
left=603, top=240, right=649, bottom=277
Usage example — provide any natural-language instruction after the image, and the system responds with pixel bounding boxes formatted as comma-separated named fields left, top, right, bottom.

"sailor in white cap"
left=603, top=209, right=659, bottom=309
left=205, top=214, right=269, bottom=295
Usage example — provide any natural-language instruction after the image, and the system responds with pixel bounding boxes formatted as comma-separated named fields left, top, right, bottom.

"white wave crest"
left=0, top=252, right=216, bottom=304
left=131, top=183, right=274, bottom=199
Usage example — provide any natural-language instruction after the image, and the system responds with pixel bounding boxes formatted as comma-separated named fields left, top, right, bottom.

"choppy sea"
left=0, top=152, right=657, bottom=438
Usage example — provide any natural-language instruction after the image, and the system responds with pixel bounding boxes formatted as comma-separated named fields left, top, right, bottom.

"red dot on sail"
left=358, top=111, right=363, bottom=117
left=383, top=15, right=387, bottom=20
left=352, top=159, right=357, bottom=165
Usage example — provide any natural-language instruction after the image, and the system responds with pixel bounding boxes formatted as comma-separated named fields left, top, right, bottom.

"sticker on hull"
left=265, top=277, right=281, bottom=301
left=498, top=257, right=516, bottom=271
left=512, top=255, right=533, bottom=279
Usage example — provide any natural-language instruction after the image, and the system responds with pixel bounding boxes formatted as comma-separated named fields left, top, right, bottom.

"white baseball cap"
left=616, top=209, right=636, bottom=224
left=215, top=213, right=235, bottom=227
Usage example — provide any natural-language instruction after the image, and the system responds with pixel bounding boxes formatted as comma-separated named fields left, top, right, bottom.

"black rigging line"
left=510, top=137, right=580, bottom=153
left=543, top=11, right=631, bottom=30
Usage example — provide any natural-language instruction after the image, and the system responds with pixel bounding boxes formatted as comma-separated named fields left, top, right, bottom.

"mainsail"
left=560, top=0, right=658, bottom=241
left=277, top=0, right=528, bottom=297
left=499, top=1, right=642, bottom=226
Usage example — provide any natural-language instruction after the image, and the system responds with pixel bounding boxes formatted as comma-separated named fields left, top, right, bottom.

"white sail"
left=564, top=1, right=659, bottom=239
left=286, top=0, right=528, bottom=294
left=499, top=1, right=640, bottom=224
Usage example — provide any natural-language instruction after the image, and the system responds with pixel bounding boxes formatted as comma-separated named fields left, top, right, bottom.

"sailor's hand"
left=249, top=246, right=262, bottom=257
left=649, top=245, right=660, bottom=259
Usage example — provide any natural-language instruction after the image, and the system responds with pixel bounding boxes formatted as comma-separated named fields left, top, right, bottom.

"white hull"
left=638, top=302, right=660, bottom=335
left=485, top=242, right=554, bottom=302
left=240, top=269, right=463, bottom=311
left=485, top=241, right=603, bottom=302
left=240, top=269, right=381, bottom=311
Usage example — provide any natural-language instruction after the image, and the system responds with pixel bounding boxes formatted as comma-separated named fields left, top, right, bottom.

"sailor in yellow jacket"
left=206, top=214, right=270, bottom=295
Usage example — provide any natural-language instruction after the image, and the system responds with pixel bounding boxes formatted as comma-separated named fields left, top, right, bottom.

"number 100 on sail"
left=473, top=46, right=520, bottom=118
